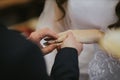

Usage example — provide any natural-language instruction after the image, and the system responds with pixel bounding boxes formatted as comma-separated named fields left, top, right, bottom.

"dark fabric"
left=0, top=26, right=79, bottom=80
left=51, top=48, right=79, bottom=80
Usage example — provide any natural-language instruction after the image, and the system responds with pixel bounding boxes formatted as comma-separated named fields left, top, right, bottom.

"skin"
left=57, top=29, right=105, bottom=43
left=47, top=29, right=104, bottom=45
left=29, top=28, right=58, bottom=55
left=61, top=32, right=83, bottom=54
left=28, top=28, right=83, bottom=55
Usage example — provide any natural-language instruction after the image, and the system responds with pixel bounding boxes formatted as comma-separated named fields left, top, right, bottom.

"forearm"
left=71, top=29, right=104, bottom=43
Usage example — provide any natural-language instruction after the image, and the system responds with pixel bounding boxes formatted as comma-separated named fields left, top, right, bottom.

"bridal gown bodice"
left=67, top=0, right=118, bottom=30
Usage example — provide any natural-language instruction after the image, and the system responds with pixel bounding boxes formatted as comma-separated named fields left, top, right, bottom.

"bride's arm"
left=70, top=29, right=104, bottom=43
left=57, top=29, right=104, bottom=44
left=58, top=29, right=120, bottom=59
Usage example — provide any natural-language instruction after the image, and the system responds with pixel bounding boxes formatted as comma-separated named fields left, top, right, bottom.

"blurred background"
left=0, top=0, right=45, bottom=36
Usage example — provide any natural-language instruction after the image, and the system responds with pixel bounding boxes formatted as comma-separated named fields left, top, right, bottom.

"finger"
left=57, top=35, right=67, bottom=42
left=46, top=39, right=63, bottom=46
left=43, top=41, right=62, bottom=46
left=29, top=32, right=41, bottom=43
left=43, top=40, right=58, bottom=46
left=33, top=28, right=58, bottom=41
left=43, top=41, right=55, bottom=46
left=58, top=32, right=67, bottom=37
left=42, top=44, right=58, bottom=55
left=56, top=43, right=62, bottom=51
left=43, top=41, right=51, bottom=46
left=47, top=40, right=56, bottom=44
left=44, top=37, right=55, bottom=41
left=44, top=29, right=58, bottom=39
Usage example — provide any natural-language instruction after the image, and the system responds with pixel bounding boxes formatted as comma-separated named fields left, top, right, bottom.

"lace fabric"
left=89, top=51, right=120, bottom=80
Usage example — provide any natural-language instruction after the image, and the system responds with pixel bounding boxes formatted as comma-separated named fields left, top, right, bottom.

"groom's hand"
left=29, top=28, right=58, bottom=55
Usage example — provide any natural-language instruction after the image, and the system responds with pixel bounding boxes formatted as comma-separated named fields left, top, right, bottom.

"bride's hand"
left=45, top=30, right=71, bottom=45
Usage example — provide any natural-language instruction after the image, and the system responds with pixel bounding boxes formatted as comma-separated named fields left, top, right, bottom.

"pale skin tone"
left=60, top=32, right=83, bottom=54
left=59, top=29, right=105, bottom=43
left=46, top=29, right=105, bottom=45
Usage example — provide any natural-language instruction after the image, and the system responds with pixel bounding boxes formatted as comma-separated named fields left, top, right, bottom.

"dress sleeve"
left=98, top=29, right=120, bottom=59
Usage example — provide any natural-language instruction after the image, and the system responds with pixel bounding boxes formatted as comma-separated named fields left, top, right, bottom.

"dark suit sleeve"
left=24, top=44, right=79, bottom=80
left=1, top=27, right=79, bottom=80
left=1, top=28, right=51, bottom=80
left=22, top=43, right=51, bottom=80
left=23, top=44, right=79, bottom=80
left=51, top=48, right=79, bottom=80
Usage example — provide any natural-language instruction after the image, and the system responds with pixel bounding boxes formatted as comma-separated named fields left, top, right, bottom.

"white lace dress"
left=89, top=50, right=120, bottom=80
